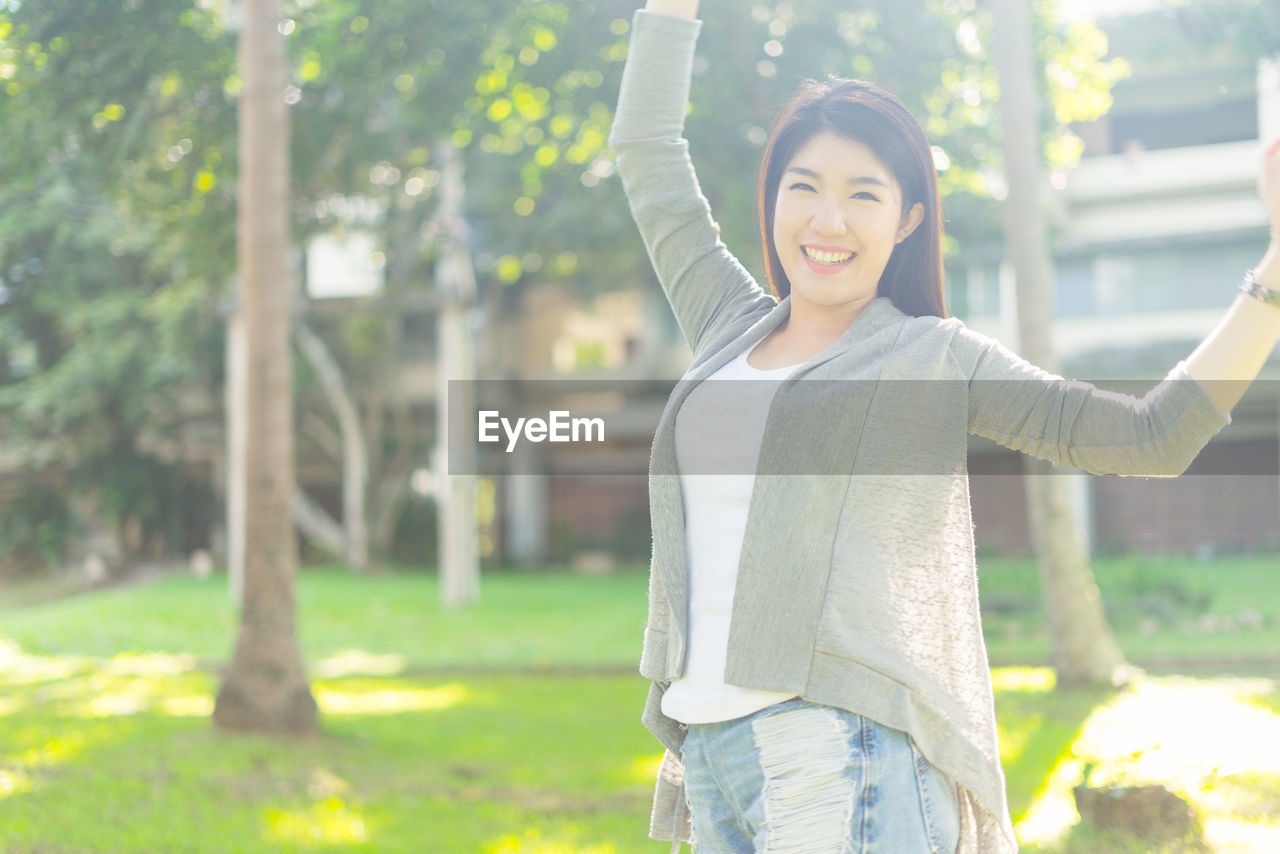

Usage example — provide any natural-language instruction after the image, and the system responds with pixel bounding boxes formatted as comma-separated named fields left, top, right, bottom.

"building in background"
left=956, top=10, right=1280, bottom=555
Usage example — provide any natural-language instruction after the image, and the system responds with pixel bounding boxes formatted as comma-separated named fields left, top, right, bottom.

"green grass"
left=5, top=552, right=1276, bottom=673
left=0, top=669, right=667, bottom=853
left=2, top=561, right=1279, bottom=852
left=0, top=567, right=651, bottom=669
left=979, top=553, right=1280, bottom=667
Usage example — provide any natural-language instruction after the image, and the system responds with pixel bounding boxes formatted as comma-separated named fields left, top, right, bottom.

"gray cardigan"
left=610, top=11, right=1230, bottom=853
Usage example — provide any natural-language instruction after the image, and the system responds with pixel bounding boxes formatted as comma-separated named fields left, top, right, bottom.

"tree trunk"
left=989, top=0, right=1128, bottom=686
left=295, top=321, right=369, bottom=571
left=214, top=0, right=317, bottom=733
left=226, top=310, right=246, bottom=604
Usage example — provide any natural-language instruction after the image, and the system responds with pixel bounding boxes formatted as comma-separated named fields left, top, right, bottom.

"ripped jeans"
left=679, top=699, right=960, bottom=854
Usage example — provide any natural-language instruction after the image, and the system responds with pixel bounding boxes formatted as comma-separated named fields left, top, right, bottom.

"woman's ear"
left=896, top=202, right=925, bottom=244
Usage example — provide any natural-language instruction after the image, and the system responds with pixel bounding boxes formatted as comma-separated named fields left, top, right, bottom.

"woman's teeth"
left=804, top=247, right=854, bottom=265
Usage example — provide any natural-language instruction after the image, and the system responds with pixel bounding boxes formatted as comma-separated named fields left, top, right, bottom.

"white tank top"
left=662, top=344, right=805, bottom=724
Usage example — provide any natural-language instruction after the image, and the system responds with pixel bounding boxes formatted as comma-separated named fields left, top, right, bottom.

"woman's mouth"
left=802, top=245, right=855, bottom=271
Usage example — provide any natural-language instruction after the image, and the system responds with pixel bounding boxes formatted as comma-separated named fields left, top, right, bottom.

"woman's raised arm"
left=609, top=3, right=775, bottom=356
left=1183, top=137, right=1280, bottom=414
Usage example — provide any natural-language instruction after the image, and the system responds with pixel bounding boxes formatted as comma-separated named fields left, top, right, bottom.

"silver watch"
left=1240, top=270, right=1280, bottom=308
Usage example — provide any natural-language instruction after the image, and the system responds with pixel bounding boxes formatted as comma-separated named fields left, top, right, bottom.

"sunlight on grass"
left=314, top=681, right=471, bottom=715
left=0, top=638, right=89, bottom=684
left=80, top=689, right=152, bottom=718
left=101, top=652, right=198, bottom=676
left=1015, top=676, right=1280, bottom=850
left=160, top=692, right=215, bottom=716
left=0, top=639, right=208, bottom=720
left=0, top=768, right=32, bottom=798
left=312, top=649, right=407, bottom=678
left=264, top=796, right=369, bottom=845
left=627, top=753, right=663, bottom=784
left=20, top=732, right=87, bottom=767
left=1015, top=753, right=1088, bottom=845
left=992, top=667, right=1055, bottom=693
left=1076, top=679, right=1280, bottom=786
left=48, top=673, right=202, bottom=719
left=1204, top=816, right=1280, bottom=853
left=485, top=827, right=618, bottom=854
left=999, top=711, right=1046, bottom=766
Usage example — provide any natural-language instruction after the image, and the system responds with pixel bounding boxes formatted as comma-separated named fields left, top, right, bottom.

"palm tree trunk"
left=214, top=0, right=317, bottom=732
left=989, top=0, right=1128, bottom=686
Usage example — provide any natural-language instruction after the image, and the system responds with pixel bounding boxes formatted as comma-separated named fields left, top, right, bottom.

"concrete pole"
left=435, top=142, right=479, bottom=608
left=506, top=440, right=548, bottom=565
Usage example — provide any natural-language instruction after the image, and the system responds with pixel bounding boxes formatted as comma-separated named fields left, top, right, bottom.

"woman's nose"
left=810, top=197, right=849, bottom=235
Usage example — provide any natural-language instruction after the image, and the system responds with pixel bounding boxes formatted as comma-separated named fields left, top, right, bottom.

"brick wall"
left=968, top=438, right=1280, bottom=557
left=1093, top=438, right=1280, bottom=554
left=541, top=440, right=1279, bottom=561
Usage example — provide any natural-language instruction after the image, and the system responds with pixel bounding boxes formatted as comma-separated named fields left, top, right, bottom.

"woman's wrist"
left=1252, top=240, right=1280, bottom=290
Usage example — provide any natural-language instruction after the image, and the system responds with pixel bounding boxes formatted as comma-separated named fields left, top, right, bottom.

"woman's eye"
left=851, top=191, right=880, bottom=201
left=788, top=182, right=815, bottom=192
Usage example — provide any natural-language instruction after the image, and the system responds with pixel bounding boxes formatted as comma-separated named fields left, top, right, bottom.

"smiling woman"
left=607, top=1, right=1280, bottom=853
left=759, top=84, right=939, bottom=316
left=757, top=131, right=926, bottom=366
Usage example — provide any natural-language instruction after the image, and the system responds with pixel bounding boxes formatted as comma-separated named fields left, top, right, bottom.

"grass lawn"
left=1, top=560, right=1278, bottom=852
left=978, top=553, right=1280, bottom=668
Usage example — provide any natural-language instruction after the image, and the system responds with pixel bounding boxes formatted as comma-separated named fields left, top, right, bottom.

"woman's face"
left=772, top=131, right=923, bottom=317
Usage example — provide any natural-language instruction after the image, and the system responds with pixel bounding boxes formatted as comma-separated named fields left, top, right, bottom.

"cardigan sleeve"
left=953, top=323, right=1230, bottom=476
left=608, top=10, right=775, bottom=356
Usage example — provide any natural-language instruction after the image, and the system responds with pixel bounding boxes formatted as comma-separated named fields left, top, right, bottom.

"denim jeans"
left=679, top=698, right=960, bottom=854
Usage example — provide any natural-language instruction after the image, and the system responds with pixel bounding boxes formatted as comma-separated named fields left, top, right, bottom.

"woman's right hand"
left=644, top=0, right=699, bottom=20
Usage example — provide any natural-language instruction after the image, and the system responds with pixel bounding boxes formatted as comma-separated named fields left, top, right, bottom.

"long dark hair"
left=758, top=78, right=946, bottom=318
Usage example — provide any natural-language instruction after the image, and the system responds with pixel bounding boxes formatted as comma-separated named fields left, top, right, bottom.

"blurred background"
left=3, top=0, right=1278, bottom=577
left=1, top=1, right=1279, bottom=852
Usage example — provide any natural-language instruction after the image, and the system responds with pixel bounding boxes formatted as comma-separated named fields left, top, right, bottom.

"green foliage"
left=1038, top=10, right=1132, bottom=168
left=0, top=0, right=1136, bottom=569
left=0, top=0, right=232, bottom=566
left=0, top=485, right=77, bottom=575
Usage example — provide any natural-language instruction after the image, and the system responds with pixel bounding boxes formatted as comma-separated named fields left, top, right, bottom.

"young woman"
left=608, top=1, right=1280, bottom=852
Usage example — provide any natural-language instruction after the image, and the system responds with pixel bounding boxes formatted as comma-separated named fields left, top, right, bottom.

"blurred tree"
left=0, top=0, right=1130, bottom=574
left=276, top=0, right=632, bottom=565
left=214, top=0, right=317, bottom=734
left=990, top=0, right=1128, bottom=687
left=0, top=0, right=236, bottom=568
left=0, top=0, right=626, bottom=569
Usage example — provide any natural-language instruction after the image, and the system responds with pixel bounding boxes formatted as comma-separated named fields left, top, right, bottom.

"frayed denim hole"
left=750, top=704, right=858, bottom=854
